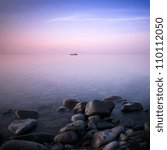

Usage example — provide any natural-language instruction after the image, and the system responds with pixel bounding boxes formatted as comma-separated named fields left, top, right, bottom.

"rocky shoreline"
left=0, top=96, right=150, bottom=150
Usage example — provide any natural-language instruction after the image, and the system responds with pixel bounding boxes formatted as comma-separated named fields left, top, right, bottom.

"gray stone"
left=73, top=102, right=87, bottom=113
left=92, top=126, right=124, bottom=148
left=54, top=131, right=78, bottom=144
left=103, top=141, right=119, bottom=150
left=88, top=121, right=97, bottom=130
left=8, top=119, right=37, bottom=135
left=10, top=133, right=54, bottom=144
left=121, top=101, right=143, bottom=112
left=103, top=96, right=122, bottom=104
left=71, top=114, right=85, bottom=122
left=0, top=140, right=48, bottom=150
left=63, top=99, right=79, bottom=109
left=57, top=106, right=69, bottom=112
left=88, top=115, right=101, bottom=124
left=119, top=133, right=128, bottom=141
left=60, top=120, right=85, bottom=133
left=97, top=121, right=114, bottom=130
left=15, top=110, right=38, bottom=119
left=85, top=100, right=115, bottom=116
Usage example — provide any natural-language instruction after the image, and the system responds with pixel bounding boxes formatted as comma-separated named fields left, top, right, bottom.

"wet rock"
left=50, top=143, right=63, bottom=150
left=73, top=102, right=87, bottom=113
left=15, top=110, right=39, bottom=119
left=88, top=115, right=100, bottom=124
left=121, top=101, right=143, bottom=112
left=92, top=126, right=124, bottom=148
left=60, top=120, right=85, bottom=134
left=103, top=141, right=119, bottom=150
left=57, top=106, right=69, bottom=112
left=125, top=129, right=133, bottom=137
left=0, top=140, right=48, bottom=150
left=71, top=114, right=85, bottom=122
left=119, top=133, right=128, bottom=141
left=8, top=119, right=37, bottom=135
left=103, top=96, right=122, bottom=104
left=88, top=121, right=97, bottom=130
left=85, top=100, right=115, bottom=116
left=63, top=99, right=79, bottom=109
left=54, top=131, right=78, bottom=144
left=10, top=133, right=54, bottom=144
left=97, top=121, right=114, bottom=130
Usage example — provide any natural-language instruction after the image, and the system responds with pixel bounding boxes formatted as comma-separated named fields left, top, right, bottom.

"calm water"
left=0, top=54, right=150, bottom=109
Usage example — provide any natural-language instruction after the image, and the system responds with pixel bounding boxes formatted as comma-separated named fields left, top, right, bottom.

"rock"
left=71, top=114, right=85, bottom=122
left=111, top=118, right=120, bottom=125
left=50, top=143, right=63, bottom=150
left=92, top=126, right=124, bottom=148
left=103, top=96, right=122, bottom=104
left=125, top=129, right=133, bottom=137
left=103, top=141, right=119, bottom=150
left=97, top=121, right=114, bottom=130
left=54, top=131, right=78, bottom=144
left=64, top=144, right=75, bottom=149
left=73, top=102, right=87, bottom=113
left=0, top=140, right=48, bottom=150
left=60, top=120, right=85, bottom=134
left=103, top=116, right=114, bottom=122
left=56, top=106, right=69, bottom=112
left=88, top=121, right=97, bottom=130
left=8, top=119, right=37, bottom=135
left=88, top=115, right=101, bottom=124
left=84, top=130, right=98, bottom=139
left=121, top=101, right=143, bottom=112
left=119, top=133, right=128, bottom=141
left=10, top=133, right=54, bottom=144
left=85, top=100, right=115, bottom=116
left=63, top=99, right=79, bottom=109
left=15, top=110, right=38, bottom=119
left=119, top=141, right=127, bottom=146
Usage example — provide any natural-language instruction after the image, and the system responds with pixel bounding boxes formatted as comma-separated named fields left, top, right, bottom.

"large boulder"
left=15, top=110, right=38, bottom=119
left=121, top=101, right=143, bottom=112
left=10, top=133, right=54, bottom=144
left=60, top=120, right=85, bottom=134
left=8, top=119, right=37, bottom=135
left=103, top=96, right=122, bottom=104
left=54, top=131, right=78, bottom=144
left=92, top=126, right=124, bottom=148
left=73, top=102, right=87, bottom=113
left=63, top=99, right=79, bottom=109
left=0, top=140, right=48, bottom=150
left=71, top=114, right=85, bottom=122
left=85, top=100, right=115, bottom=116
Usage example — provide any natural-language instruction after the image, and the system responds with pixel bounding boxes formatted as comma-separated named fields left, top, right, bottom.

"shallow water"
left=0, top=54, right=150, bottom=109
left=0, top=54, right=150, bottom=141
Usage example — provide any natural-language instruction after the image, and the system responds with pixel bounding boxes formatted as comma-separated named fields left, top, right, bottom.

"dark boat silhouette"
left=70, top=53, right=78, bottom=56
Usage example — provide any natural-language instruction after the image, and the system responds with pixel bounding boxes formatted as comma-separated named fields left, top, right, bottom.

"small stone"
left=8, top=119, right=37, bottom=135
left=63, top=99, right=79, bottom=109
left=88, top=115, right=100, bottom=124
left=92, top=126, right=124, bottom=148
left=54, top=131, right=78, bottom=144
left=71, top=114, right=85, bottom=122
left=119, top=133, right=128, bottom=141
left=73, top=102, right=87, bottom=113
left=15, top=110, right=39, bottom=119
left=121, top=101, right=143, bottom=112
left=88, top=121, right=97, bottom=130
left=125, top=129, right=133, bottom=137
left=57, top=106, right=69, bottom=112
left=10, top=133, right=54, bottom=144
left=103, top=141, right=119, bottom=150
left=0, top=140, right=48, bottom=150
left=85, top=100, right=115, bottom=116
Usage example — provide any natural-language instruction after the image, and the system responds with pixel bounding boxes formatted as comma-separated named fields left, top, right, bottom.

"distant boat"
left=70, top=53, right=78, bottom=56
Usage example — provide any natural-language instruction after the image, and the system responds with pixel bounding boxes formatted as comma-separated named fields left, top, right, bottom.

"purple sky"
left=0, top=0, right=150, bottom=55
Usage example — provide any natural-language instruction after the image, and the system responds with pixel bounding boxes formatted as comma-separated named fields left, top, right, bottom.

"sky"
left=0, top=0, right=150, bottom=55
